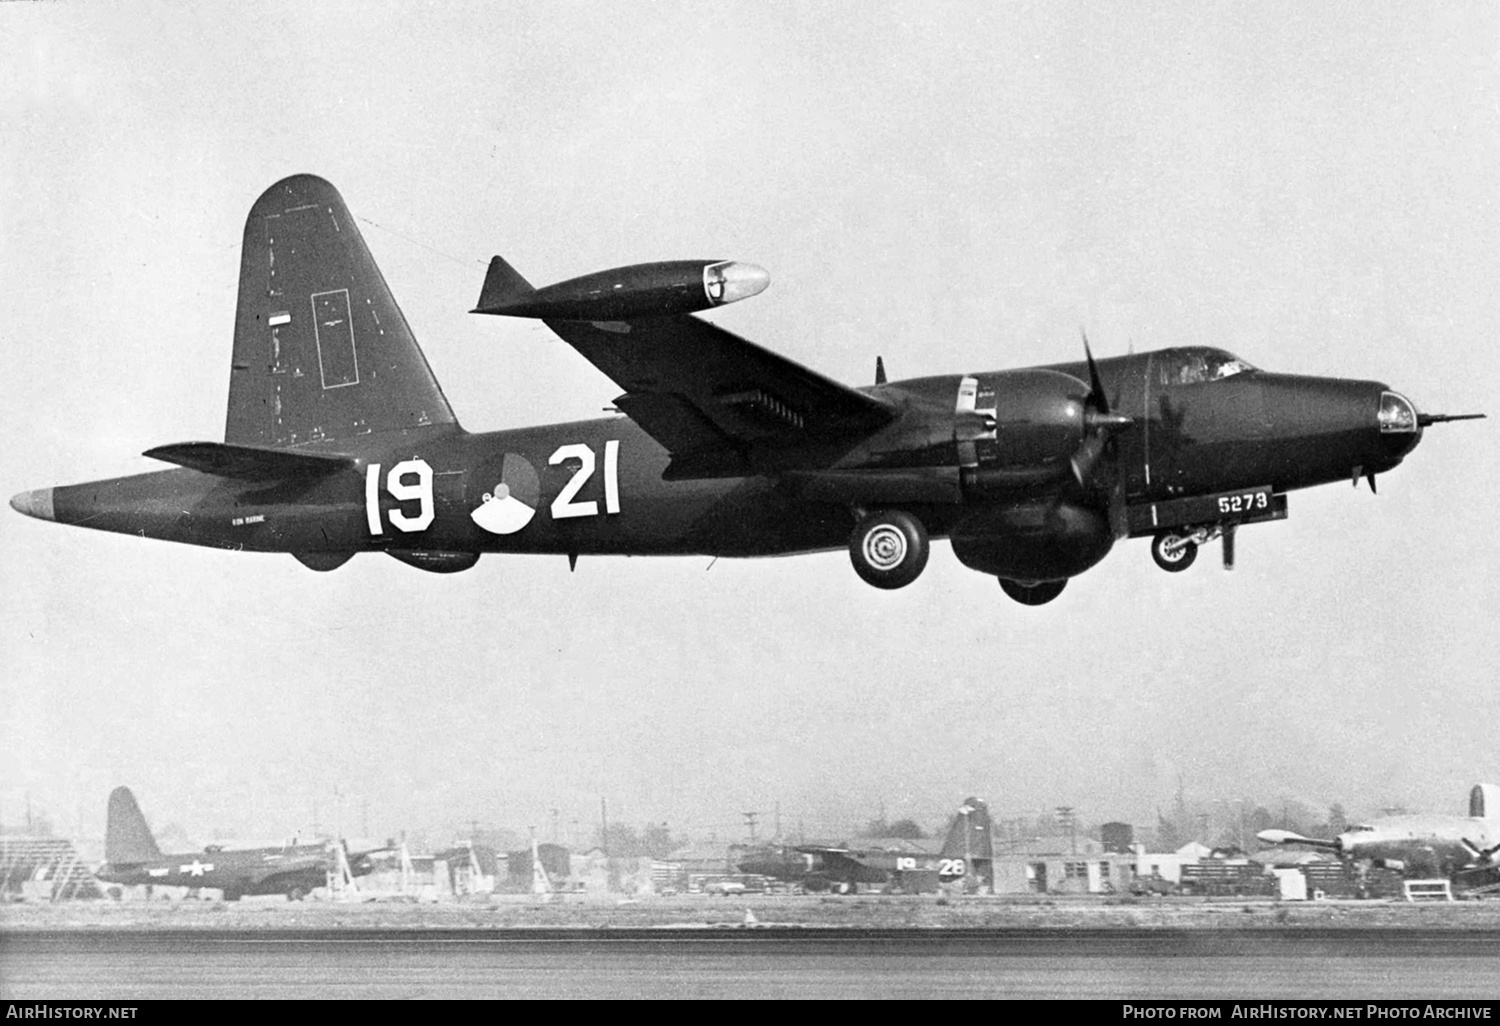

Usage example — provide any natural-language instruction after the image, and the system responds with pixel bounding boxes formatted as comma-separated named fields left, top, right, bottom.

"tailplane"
left=939, top=797, right=993, bottom=861
left=225, top=175, right=457, bottom=447
left=105, top=786, right=163, bottom=865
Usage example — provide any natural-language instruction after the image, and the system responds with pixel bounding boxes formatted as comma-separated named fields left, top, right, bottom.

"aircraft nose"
left=9, top=488, right=55, bottom=521
left=1375, top=389, right=1422, bottom=461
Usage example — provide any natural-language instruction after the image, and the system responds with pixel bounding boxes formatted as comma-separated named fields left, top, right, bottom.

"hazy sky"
left=2, top=1, right=1496, bottom=848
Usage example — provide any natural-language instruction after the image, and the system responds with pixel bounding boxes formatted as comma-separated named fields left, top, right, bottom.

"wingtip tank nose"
left=9, top=488, right=55, bottom=521
left=706, top=261, right=771, bottom=306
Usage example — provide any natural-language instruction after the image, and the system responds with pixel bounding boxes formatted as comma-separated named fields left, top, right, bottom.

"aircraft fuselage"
left=21, top=349, right=1424, bottom=573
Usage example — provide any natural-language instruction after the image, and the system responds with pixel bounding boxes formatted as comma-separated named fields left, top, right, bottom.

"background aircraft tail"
left=939, top=797, right=993, bottom=862
left=105, top=786, right=163, bottom=865
left=1472, top=784, right=1500, bottom=820
left=224, top=174, right=457, bottom=448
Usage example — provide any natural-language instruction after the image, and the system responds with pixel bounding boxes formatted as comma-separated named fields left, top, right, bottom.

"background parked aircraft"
left=95, top=786, right=375, bottom=901
left=1258, top=783, right=1500, bottom=883
left=738, top=798, right=993, bottom=894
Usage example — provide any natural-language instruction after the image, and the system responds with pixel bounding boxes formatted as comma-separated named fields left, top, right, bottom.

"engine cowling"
left=955, top=369, right=1091, bottom=492
left=949, top=499, right=1116, bottom=580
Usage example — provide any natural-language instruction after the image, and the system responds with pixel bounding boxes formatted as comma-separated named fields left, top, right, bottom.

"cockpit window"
left=1160, top=347, right=1257, bottom=386
left=1378, top=390, right=1418, bottom=433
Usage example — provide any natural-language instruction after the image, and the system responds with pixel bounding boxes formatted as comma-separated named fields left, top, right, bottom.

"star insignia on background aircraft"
left=9, top=175, right=1484, bottom=604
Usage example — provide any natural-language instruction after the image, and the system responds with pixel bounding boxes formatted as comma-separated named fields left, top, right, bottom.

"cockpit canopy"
left=1157, top=347, right=1257, bottom=387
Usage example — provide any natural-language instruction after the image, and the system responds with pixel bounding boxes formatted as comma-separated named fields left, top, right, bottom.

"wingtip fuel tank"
left=473, top=258, right=769, bottom=321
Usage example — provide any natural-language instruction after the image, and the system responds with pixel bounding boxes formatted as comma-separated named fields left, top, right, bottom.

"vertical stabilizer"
left=1472, top=784, right=1499, bottom=820
left=939, top=797, right=993, bottom=861
left=105, top=787, right=163, bottom=865
left=225, top=175, right=457, bottom=447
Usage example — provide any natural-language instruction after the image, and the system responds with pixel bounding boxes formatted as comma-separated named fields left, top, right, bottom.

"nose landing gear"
left=1151, top=530, right=1200, bottom=572
left=1152, top=522, right=1241, bottom=572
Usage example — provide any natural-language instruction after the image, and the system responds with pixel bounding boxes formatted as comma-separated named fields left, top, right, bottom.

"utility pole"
left=774, top=802, right=781, bottom=843
left=551, top=808, right=559, bottom=844
left=1055, top=806, right=1076, bottom=855
left=742, top=810, right=759, bottom=845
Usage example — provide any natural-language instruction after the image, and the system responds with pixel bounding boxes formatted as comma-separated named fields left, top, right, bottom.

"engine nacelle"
left=949, top=499, right=1115, bottom=580
left=955, top=369, right=1090, bottom=490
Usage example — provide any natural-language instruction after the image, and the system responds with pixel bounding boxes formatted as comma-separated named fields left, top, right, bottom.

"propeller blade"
left=1070, top=434, right=1106, bottom=486
left=874, top=356, right=887, bottom=385
left=1081, top=328, right=1108, bottom=413
left=1222, top=524, right=1236, bottom=570
left=1462, top=838, right=1500, bottom=864
left=1417, top=413, right=1485, bottom=427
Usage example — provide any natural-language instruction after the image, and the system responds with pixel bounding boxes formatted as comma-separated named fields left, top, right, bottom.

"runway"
left=5, top=928, right=1500, bottom=1000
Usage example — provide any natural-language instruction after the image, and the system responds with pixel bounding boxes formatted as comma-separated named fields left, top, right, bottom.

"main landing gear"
left=848, top=509, right=929, bottom=589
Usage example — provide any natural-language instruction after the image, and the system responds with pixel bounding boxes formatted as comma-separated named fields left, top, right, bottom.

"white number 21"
left=550, top=441, right=620, bottom=519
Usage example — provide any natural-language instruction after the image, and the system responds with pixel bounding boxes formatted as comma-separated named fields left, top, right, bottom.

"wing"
left=544, top=317, right=896, bottom=478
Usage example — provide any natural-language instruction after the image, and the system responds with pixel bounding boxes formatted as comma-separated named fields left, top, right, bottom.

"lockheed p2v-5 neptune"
left=9, top=176, right=1483, bottom=604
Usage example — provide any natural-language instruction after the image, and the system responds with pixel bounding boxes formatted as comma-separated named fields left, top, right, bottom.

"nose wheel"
left=1151, top=531, right=1198, bottom=572
left=849, top=510, right=929, bottom=589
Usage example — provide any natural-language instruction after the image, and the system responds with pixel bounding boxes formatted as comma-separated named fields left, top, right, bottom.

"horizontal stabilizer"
left=473, top=255, right=536, bottom=313
left=144, top=442, right=353, bottom=481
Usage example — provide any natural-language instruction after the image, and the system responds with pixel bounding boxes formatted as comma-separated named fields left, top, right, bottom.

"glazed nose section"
left=9, top=488, right=55, bottom=522
left=704, top=261, right=771, bottom=306
left=1376, top=389, right=1422, bottom=460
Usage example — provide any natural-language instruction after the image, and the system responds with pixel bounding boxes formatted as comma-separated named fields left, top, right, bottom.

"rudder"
left=225, top=175, right=457, bottom=447
left=939, top=797, right=993, bottom=862
left=105, top=786, right=163, bottom=865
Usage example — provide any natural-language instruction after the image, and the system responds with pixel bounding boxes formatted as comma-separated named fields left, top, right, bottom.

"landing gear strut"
left=848, top=510, right=929, bottom=589
left=998, top=578, right=1067, bottom=605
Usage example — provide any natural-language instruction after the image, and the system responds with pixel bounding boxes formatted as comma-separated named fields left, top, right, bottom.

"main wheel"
left=998, top=578, right=1067, bottom=605
left=286, top=886, right=307, bottom=902
left=1151, top=531, right=1198, bottom=572
left=849, top=510, right=929, bottom=589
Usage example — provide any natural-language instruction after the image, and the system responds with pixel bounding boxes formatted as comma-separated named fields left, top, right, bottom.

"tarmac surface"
left=5, top=895, right=1500, bottom=999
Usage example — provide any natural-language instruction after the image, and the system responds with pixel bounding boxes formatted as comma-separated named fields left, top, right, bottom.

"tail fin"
left=472, top=255, right=535, bottom=313
left=225, top=175, right=457, bottom=447
left=105, top=787, right=163, bottom=865
left=1472, top=784, right=1499, bottom=819
left=939, top=797, right=993, bottom=861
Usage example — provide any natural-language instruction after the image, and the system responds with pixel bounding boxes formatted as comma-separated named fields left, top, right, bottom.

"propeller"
left=1070, top=330, right=1134, bottom=487
left=1460, top=837, right=1500, bottom=864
